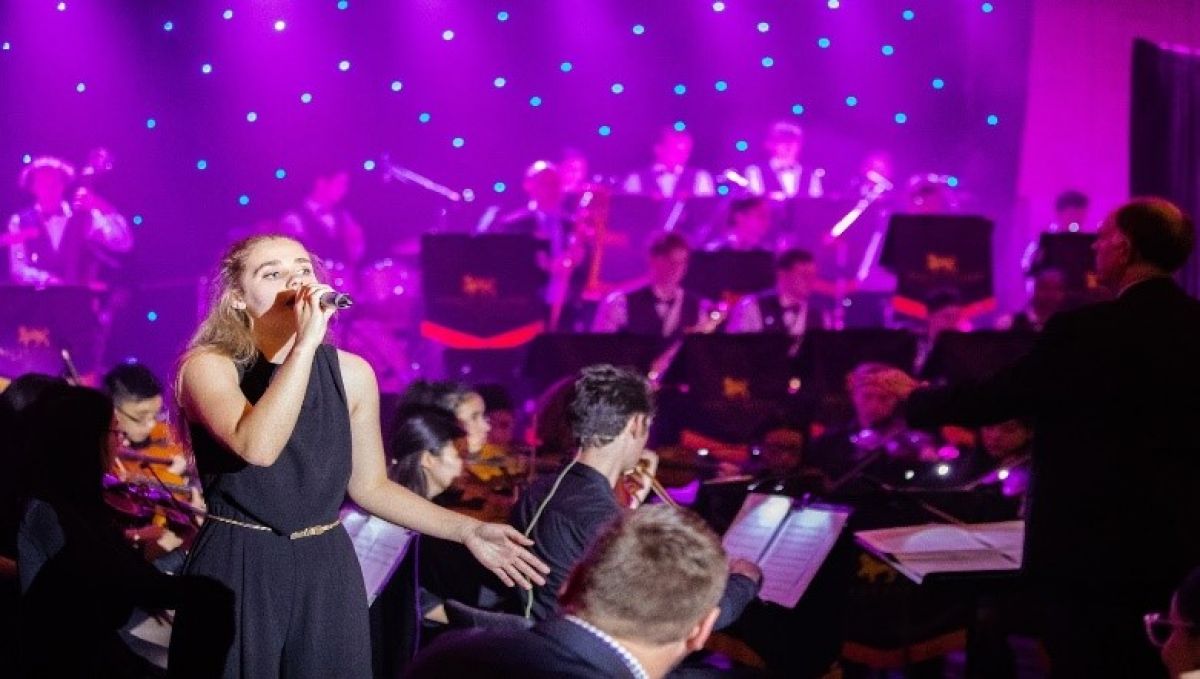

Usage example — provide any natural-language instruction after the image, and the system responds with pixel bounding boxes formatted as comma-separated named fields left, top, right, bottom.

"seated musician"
left=592, top=233, right=710, bottom=338
left=351, top=405, right=467, bottom=677
left=409, top=505, right=730, bottom=679
left=7, top=156, right=132, bottom=287
left=996, top=267, right=1068, bottom=333
left=506, top=364, right=761, bottom=629
left=102, top=362, right=201, bottom=570
left=726, top=248, right=831, bottom=336
left=15, top=385, right=209, bottom=677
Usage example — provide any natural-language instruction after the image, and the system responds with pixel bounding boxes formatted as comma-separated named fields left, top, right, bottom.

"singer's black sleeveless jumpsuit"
left=169, top=345, right=370, bottom=678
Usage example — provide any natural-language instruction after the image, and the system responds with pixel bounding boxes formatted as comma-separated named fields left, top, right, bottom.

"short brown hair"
left=559, top=505, right=726, bottom=644
left=648, top=232, right=690, bottom=258
left=1112, top=197, right=1195, bottom=273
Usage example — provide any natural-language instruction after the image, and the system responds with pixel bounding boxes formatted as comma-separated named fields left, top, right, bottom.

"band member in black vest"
left=6, top=156, right=132, bottom=287
left=280, top=168, right=367, bottom=269
left=726, top=248, right=830, bottom=336
left=592, top=233, right=707, bottom=337
left=743, top=120, right=824, bottom=201
left=621, top=127, right=714, bottom=200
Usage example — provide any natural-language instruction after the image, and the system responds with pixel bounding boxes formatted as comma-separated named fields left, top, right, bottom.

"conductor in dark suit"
left=407, top=505, right=729, bottom=679
left=905, top=197, right=1200, bottom=678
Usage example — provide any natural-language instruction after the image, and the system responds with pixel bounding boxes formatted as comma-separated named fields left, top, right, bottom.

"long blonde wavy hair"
left=178, top=233, right=327, bottom=373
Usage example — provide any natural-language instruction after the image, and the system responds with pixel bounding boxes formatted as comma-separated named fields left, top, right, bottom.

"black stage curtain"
left=1131, top=38, right=1200, bottom=295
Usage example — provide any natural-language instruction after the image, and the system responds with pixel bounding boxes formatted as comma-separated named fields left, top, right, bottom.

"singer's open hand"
left=292, top=283, right=336, bottom=352
left=462, top=522, right=550, bottom=590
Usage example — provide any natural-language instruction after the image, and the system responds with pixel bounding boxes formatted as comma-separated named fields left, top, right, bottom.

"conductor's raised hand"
left=463, top=521, right=550, bottom=590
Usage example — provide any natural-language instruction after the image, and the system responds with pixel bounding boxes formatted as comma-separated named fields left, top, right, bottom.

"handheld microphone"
left=319, top=291, right=354, bottom=309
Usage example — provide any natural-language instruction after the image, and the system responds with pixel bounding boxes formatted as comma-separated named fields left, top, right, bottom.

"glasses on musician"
left=115, top=405, right=166, bottom=427
left=1144, top=611, right=1193, bottom=647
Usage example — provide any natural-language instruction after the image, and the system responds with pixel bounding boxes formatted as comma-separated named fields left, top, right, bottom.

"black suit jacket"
left=406, top=616, right=640, bottom=679
left=906, top=277, right=1200, bottom=606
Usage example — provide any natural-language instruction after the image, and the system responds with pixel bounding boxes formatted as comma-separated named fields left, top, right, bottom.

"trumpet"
left=625, top=458, right=679, bottom=508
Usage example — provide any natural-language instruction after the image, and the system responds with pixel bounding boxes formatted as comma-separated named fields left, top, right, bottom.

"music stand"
left=795, top=329, right=918, bottom=396
left=919, top=330, right=1038, bottom=382
left=683, top=250, right=776, bottom=304
left=420, top=234, right=546, bottom=349
left=881, top=214, right=995, bottom=318
left=1031, top=232, right=1099, bottom=301
left=521, top=333, right=663, bottom=395
left=0, top=285, right=103, bottom=377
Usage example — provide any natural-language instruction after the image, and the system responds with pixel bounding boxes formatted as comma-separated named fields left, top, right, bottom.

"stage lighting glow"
left=714, top=80, right=728, bottom=91
left=337, top=1, right=349, bottom=10
left=201, top=63, right=212, bottom=74
left=21, top=154, right=32, bottom=164
left=390, top=80, right=403, bottom=92
left=882, top=44, right=895, bottom=56
left=300, top=92, right=312, bottom=103
left=845, top=95, right=858, bottom=106
left=932, top=78, right=945, bottom=89
left=451, top=137, right=465, bottom=148
left=561, top=61, right=573, bottom=73
left=418, top=112, right=430, bottom=123
left=712, top=2, right=725, bottom=12
left=497, top=11, right=509, bottom=22
left=57, top=2, right=67, bottom=11
left=734, top=140, right=748, bottom=152
left=363, top=160, right=376, bottom=171
left=493, top=76, right=506, bottom=87
left=222, top=9, right=233, bottom=20
left=987, top=114, right=999, bottom=125
left=275, top=168, right=287, bottom=179
left=338, top=60, right=351, bottom=71
left=717, top=185, right=730, bottom=196
left=146, top=118, right=156, bottom=129
left=757, top=22, right=770, bottom=33
left=163, top=21, right=174, bottom=32
left=761, top=56, right=774, bottom=68
left=632, top=24, right=646, bottom=36
left=982, top=2, right=994, bottom=12
left=238, top=194, right=250, bottom=206
left=274, top=20, right=286, bottom=32
left=611, top=83, right=624, bottom=94
left=946, top=176, right=959, bottom=187
left=673, top=120, right=686, bottom=131
left=598, top=125, right=611, bottom=136
left=792, top=104, right=805, bottom=115
left=828, top=0, right=841, bottom=8
left=894, top=112, right=907, bottom=123
left=673, top=83, right=687, bottom=95
left=1, top=42, right=9, bottom=51
left=196, top=160, right=207, bottom=170
left=493, top=182, right=506, bottom=193
left=529, top=95, right=542, bottom=107
left=442, top=30, right=455, bottom=41
left=132, top=215, right=143, bottom=225
left=75, top=82, right=86, bottom=93
left=902, top=9, right=915, bottom=20
left=818, top=37, right=831, bottom=48
left=147, top=311, right=158, bottom=322
left=246, top=111, right=257, bottom=122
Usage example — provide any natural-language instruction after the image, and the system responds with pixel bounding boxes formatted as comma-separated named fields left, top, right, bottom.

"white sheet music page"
left=854, top=520, right=1024, bottom=584
left=756, top=505, right=850, bottom=608
left=342, top=507, right=416, bottom=605
left=721, top=493, right=793, bottom=562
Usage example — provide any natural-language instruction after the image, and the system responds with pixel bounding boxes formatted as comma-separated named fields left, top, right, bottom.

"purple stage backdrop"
left=0, top=0, right=1032, bottom=379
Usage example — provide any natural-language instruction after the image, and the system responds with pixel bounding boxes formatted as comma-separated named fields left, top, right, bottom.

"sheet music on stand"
left=722, top=493, right=850, bottom=608
left=342, top=507, right=416, bottom=606
left=854, top=520, right=1024, bottom=585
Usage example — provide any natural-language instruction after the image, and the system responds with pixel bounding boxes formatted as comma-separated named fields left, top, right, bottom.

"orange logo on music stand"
left=17, top=325, right=51, bottom=348
left=926, top=254, right=959, bottom=274
left=462, top=275, right=498, bottom=297
left=722, top=377, right=751, bottom=400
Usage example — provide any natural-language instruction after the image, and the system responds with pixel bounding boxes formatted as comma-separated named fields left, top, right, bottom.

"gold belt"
left=207, top=514, right=341, bottom=540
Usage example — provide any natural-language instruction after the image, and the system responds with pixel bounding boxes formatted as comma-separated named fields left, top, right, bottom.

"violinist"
left=506, top=364, right=761, bottom=628
left=102, top=362, right=201, bottom=570
left=7, top=154, right=132, bottom=288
